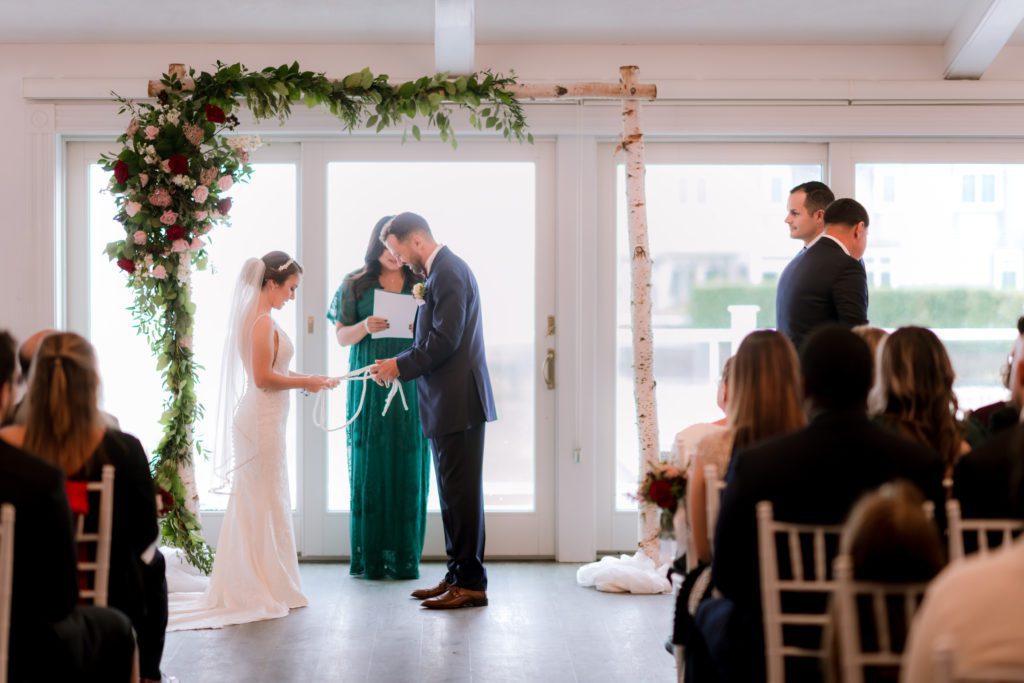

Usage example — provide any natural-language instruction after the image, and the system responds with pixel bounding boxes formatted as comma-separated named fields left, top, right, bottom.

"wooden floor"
left=162, top=561, right=676, bottom=682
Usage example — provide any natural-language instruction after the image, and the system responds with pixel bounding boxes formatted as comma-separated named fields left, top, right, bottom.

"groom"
left=372, top=212, right=497, bottom=610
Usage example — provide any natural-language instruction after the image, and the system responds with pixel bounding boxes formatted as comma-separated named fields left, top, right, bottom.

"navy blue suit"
left=396, top=246, right=496, bottom=590
left=775, top=237, right=868, bottom=351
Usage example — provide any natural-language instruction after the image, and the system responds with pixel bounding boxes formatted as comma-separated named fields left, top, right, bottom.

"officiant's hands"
left=364, top=316, right=390, bottom=334
left=371, top=358, right=400, bottom=386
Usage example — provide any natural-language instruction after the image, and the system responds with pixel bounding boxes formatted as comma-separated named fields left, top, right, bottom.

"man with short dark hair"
left=776, top=195, right=870, bottom=350
left=686, top=326, right=943, bottom=683
left=0, top=330, right=135, bottom=681
left=372, top=212, right=497, bottom=610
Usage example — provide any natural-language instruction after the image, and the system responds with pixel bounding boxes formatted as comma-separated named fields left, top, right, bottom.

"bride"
left=169, top=251, right=337, bottom=631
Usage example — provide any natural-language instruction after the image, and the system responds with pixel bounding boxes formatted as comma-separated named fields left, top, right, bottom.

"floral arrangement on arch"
left=634, top=463, right=686, bottom=537
left=101, top=87, right=262, bottom=571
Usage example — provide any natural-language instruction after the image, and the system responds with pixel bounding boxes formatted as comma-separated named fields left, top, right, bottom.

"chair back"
left=0, top=504, right=13, bottom=683
left=704, top=463, right=725, bottom=548
left=832, top=554, right=929, bottom=683
left=946, top=499, right=1024, bottom=562
left=72, top=465, right=114, bottom=607
left=756, top=500, right=844, bottom=683
left=934, top=643, right=1024, bottom=682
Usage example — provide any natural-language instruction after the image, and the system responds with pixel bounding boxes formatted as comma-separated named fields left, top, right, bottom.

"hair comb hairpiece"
left=276, top=258, right=294, bottom=272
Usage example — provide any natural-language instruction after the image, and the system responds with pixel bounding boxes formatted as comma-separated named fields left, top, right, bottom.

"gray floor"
left=162, top=561, right=676, bottom=682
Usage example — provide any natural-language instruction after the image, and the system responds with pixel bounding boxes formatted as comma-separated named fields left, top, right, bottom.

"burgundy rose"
left=113, top=160, right=129, bottom=184
left=165, top=224, right=187, bottom=242
left=216, top=197, right=232, bottom=215
left=156, top=487, right=175, bottom=516
left=204, top=104, right=226, bottom=123
left=648, top=479, right=675, bottom=509
left=116, top=258, right=136, bottom=274
left=168, top=154, right=189, bottom=175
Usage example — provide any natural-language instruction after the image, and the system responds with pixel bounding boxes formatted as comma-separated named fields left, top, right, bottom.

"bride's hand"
left=302, top=375, right=332, bottom=393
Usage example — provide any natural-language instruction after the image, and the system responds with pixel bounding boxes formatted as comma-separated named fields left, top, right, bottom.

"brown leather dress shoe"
left=410, top=579, right=450, bottom=600
left=421, top=586, right=488, bottom=609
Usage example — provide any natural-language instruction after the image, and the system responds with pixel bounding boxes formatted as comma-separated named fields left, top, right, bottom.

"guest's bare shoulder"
left=0, top=424, right=26, bottom=447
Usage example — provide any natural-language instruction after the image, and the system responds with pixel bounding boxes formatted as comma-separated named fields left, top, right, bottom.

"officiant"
left=327, top=215, right=430, bottom=580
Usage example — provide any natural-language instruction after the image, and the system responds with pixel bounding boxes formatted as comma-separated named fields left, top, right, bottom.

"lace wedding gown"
left=168, top=319, right=307, bottom=631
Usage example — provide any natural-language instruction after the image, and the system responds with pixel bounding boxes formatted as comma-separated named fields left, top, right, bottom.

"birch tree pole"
left=619, top=65, right=661, bottom=562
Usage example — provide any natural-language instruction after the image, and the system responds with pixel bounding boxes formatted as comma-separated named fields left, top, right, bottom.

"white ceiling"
left=0, top=0, right=1014, bottom=46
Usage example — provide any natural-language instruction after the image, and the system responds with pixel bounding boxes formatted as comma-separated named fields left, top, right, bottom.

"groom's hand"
left=371, top=358, right=400, bottom=385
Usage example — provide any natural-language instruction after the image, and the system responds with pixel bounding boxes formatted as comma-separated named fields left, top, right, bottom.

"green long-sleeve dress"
left=327, top=276, right=430, bottom=579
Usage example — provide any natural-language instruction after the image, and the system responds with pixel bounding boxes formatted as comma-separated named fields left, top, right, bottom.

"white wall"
left=6, top=41, right=1024, bottom=336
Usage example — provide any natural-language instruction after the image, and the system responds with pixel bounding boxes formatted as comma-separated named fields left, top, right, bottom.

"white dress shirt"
left=425, top=243, right=445, bottom=276
left=820, top=232, right=851, bottom=257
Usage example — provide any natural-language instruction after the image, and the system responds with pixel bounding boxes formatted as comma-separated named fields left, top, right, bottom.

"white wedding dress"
left=168, top=318, right=307, bottom=631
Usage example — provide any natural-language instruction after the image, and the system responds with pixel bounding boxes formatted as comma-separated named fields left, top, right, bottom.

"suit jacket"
left=695, top=411, right=944, bottom=682
left=953, top=423, right=1024, bottom=519
left=775, top=237, right=869, bottom=351
left=75, top=430, right=159, bottom=626
left=0, top=440, right=80, bottom=672
left=396, top=246, right=497, bottom=438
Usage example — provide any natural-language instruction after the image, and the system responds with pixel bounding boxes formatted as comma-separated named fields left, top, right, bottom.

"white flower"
left=170, top=175, right=196, bottom=189
left=412, top=283, right=428, bottom=305
left=144, top=254, right=154, bottom=268
left=165, top=109, right=181, bottom=126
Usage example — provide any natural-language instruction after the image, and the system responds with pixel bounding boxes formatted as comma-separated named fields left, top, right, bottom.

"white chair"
left=934, top=643, right=1024, bottom=682
left=946, top=499, right=1024, bottom=562
left=0, top=504, right=14, bottom=683
left=756, top=500, right=844, bottom=683
left=72, top=465, right=114, bottom=607
left=704, top=463, right=725, bottom=548
left=832, top=554, right=929, bottom=683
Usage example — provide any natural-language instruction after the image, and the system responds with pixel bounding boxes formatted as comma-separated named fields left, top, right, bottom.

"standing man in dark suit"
left=373, top=212, right=497, bottom=610
left=776, top=197, right=870, bottom=351
left=686, top=326, right=944, bottom=682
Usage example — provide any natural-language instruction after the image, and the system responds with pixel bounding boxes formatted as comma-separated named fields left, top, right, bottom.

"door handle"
left=543, top=348, right=555, bottom=390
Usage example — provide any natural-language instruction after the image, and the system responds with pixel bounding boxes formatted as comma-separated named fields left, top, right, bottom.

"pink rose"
left=133, top=230, right=147, bottom=245
left=240, top=151, right=250, bottom=164
left=217, top=175, right=233, bottom=191
left=178, top=336, right=193, bottom=350
left=144, top=125, right=160, bottom=140
left=149, top=188, right=172, bottom=207
left=152, top=264, right=167, bottom=279
left=159, top=210, right=178, bottom=225
left=126, top=118, right=139, bottom=137
left=125, top=201, right=142, bottom=217
left=196, top=223, right=211, bottom=234
left=189, top=237, right=204, bottom=251
left=194, top=210, right=208, bottom=221
left=192, top=185, right=209, bottom=203
left=182, top=123, right=204, bottom=146
left=160, top=160, right=171, bottom=173
left=171, top=239, right=189, bottom=253
left=139, top=173, right=149, bottom=188
left=200, top=167, right=217, bottom=185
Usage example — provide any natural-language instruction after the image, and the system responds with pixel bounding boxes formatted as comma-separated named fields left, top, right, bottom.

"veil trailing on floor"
left=209, top=257, right=265, bottom=494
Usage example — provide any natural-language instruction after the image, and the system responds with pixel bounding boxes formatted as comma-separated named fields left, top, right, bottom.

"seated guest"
left=688, top=333, right=805, bottom=565
left=869, top=326, right=970, bottom=479
left=902, top=459, right=1024, bottom=683
left=0, top=332, right=167, bottom=683
left=686, top=325, right=944, bottom=683
left=0, top=330, right=134, bottom=681
left=954, top=323, right=1024, bottom=519
left=823, top=482, right=944, bottom=683
left=851, top=324, right=888, bottom=389
left=965, top=315, right=1024, bottom=445
left=671, top=356, right=731, bottom=472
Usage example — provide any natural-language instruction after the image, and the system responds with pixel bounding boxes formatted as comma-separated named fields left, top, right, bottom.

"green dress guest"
left=327, top=215, right=430, bottom=580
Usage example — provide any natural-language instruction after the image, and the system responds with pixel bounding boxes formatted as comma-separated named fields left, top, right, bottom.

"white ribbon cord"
left=311, top=364, right=408, bottom=433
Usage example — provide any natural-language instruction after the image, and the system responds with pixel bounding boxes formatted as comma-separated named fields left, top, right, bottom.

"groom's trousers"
left=431, top=422, right=487, bottom=592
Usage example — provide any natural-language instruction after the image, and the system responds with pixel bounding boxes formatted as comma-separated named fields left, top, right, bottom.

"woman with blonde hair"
left=869, top=326, right=969, bottom=477
left=0, top=331, right=165, bottom=682
left=687, top=329, right=807, bottom=565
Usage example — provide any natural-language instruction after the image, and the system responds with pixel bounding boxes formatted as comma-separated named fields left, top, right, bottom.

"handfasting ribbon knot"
left=311, top=364, right=408, bottom=432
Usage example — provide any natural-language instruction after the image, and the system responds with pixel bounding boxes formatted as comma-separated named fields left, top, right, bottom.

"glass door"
left=300, top=139, right=557, bottom=558
left=596, top=142, right=828, bottom=551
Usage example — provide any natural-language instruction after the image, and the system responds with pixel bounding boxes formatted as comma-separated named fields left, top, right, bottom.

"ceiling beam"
left=944, top=0, right=1024, bottom=80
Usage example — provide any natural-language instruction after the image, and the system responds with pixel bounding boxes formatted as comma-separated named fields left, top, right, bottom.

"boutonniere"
left=412, top=282, right=428, bottom=306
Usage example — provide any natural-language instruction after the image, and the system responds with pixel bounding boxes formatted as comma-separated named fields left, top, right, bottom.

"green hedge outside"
left=683, top=285, right=1024, bottom=329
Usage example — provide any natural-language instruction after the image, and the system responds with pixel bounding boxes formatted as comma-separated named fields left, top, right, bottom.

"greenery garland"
left=101, top=62, right=530, bottom=572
